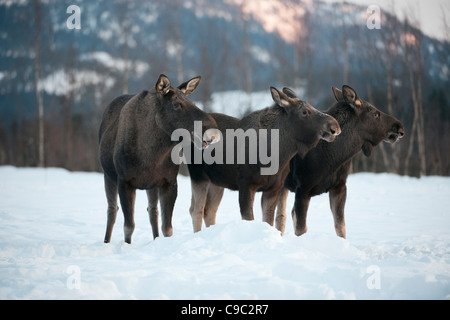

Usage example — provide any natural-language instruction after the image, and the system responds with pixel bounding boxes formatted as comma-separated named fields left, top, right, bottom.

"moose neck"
left=278, top=119, right=312, bottom=167
left=143, top=92, right=177, bottom=151
left=325, top=106, right=367, bottom=167
left=240, top=106, right=300, bottom=171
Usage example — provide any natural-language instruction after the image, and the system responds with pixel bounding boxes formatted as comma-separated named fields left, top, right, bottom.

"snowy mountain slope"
left=1, top=0, right=448, bottom=113
left=0, top=166, right=449, bottom=299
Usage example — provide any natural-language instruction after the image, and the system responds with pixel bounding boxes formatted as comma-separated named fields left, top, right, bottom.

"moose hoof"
left=335, top=228, right=346, bottom=239
left=162, top=226, right=173, bottom=237
left=294, top=226, right=307, bottom=237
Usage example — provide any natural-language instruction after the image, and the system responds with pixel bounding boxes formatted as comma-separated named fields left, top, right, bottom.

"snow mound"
left=0, top=166, right=449, bottom=299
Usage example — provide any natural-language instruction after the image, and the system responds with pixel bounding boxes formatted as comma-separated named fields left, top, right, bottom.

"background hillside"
left=0, top=0, right=449, bottom=176
left=1, top=166, right=449, bottom=299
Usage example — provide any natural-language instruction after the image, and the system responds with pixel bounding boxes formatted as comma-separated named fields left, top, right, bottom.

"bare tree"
left=379, top=7, right=402, bottom=173
left=161, top=0, right=184, bottom=84
left=32, top=0, right=44, bottom=167
left=441, top=2, right=450, bottom=42
left=116, top=0, right=133, bottom=94
left=341, top=2, right=349, bottom=85
left=293, top=3, right=314, bottom=101
left=241, top=7, right=253, bottom=111
left=403, top=13, right=426, bottom=176
left=63, top=44, right=77, bottom=169
left=195, top=19, right=229, bottom=112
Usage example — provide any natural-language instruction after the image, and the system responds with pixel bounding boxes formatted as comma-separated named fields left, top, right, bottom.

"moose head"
left=154, top=74, right=220, bottom=149
left=332, top=85, right=404, bottom=156
left=270, top=87, right=341, bottom=158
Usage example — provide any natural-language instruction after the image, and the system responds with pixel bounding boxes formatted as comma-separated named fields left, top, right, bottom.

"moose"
left=273, top=85, right=404, bottom=238
left=98, top=74, right=220, bottom=244
left=185, top=87, right=341, bottom=232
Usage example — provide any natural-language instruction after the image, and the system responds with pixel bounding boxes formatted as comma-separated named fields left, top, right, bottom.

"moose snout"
left=386, top=122, right=405, bottom=143
left=330, top=123, right=341, bottom=136
left=202, top=128, right=221, bottom=149
left=321, top=118, right=341, bottom=142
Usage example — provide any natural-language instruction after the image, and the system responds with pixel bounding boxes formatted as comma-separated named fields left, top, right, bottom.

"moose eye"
left=173, top=103, right=182, bottom=111
left=374, top=111, right=380, bottom=119
left=301, top=110, right=308, bottom=117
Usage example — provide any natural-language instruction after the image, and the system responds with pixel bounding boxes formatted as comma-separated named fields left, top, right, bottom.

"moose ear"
left=156, top=74, right=171, bottom=95
left=178, top=76, right=201, bottom=95
left=332, top=86, right=344, bottom=102
left=270, top=87, right=291, bottom=109
left=282, top=87, right=298, bottom=100
left=342, top=85, right=362, bottom=107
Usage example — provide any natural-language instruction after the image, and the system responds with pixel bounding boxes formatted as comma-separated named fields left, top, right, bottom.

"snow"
left=195, top=88, right=305, bottom=118
left=80, top=52, right=150, bottom=77
left=38, top=69, right=115, bottom=96
left=0, top=166, right=449, bottom=299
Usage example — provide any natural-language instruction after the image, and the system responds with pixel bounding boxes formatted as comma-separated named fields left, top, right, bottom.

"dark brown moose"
left=274, top=85, right=404, bottom=238
left=185, top=87, right=341, bottom=232
left=98, top=74, right=220, bottom=243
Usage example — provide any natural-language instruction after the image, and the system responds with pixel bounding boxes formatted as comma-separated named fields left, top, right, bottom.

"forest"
left=0, top=0, right=449, bottom=176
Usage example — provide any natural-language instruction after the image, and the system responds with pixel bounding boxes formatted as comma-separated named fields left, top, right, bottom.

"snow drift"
left=0, top=166, right=449, bottom=299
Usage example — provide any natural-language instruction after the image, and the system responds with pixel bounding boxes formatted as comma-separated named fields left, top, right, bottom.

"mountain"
left=1, top=0, right=448, bottom=107
left=0, top=0, right=449, bottom=175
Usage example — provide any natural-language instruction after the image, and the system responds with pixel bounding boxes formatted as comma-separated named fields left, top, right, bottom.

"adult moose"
left=186, top=87, right=341, bottom=232
left=274, top=85, right=404, bottom=238
left=98, top=74, right=220, bottom=244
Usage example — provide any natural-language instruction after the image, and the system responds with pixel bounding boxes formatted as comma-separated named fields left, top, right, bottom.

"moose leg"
left=261, top=189, right=281, bottom=227
left=118, top=181, right=136, bottom=244
left=204, top=184, right=224, bottom=228
left=159, top=182, right=177, bottom=237
left=146, top=188, right=159, bottom=239
left=292, top=188, right=310, bottom=236
left=239, top=186, right=256, bottom=221
left=189, top=180, right=210, bottom=232
left=329, top=182, right=347, bottom=239
left=275, top=187, right=289, bottom=235
left=103, top=174, right=119, bottom=243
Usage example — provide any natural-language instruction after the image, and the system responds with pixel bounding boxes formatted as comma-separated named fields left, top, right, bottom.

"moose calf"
left=186, top=87, right=341, bottom=232
left=274, top=85, right=404, bottom=238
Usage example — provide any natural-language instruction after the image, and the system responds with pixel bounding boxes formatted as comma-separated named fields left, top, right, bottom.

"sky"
left=325, top=0, right=450, bottom=42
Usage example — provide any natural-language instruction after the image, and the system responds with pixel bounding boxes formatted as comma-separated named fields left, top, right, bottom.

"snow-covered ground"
left=0, top=165, right=449, bottom=299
